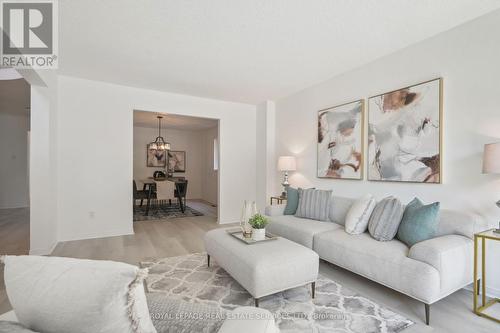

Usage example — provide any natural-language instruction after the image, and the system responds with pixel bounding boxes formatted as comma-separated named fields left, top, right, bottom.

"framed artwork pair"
left=147, top=148, right=186, bottom=173
left=317, top=78, right=442, bottom=184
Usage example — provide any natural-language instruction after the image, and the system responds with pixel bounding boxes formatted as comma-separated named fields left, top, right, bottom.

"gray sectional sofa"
left=265, top=195, right=488, bottom=325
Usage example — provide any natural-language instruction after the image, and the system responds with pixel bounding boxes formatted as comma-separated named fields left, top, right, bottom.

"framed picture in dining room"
left=367, top=78, right=442, bottom=183
left=146, top=144, right=167, bottom=167
left=168, top=150, right=186, bottom=173
left=317, top=99, right=364, bottom=180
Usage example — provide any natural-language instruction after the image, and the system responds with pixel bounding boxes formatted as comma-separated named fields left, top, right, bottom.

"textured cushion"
left=295, top=189, right=332, bottom=221
left=283, top=187, right=299, bottom=215
left=344, top=194, right=376, bottom=235
left=397, top=198, right=440, bottom=247
left=408, top=235, right=473, bottom=293
left=368, top=196, right=405, bottom=241
left=204, top=228, right=319, bottom=298
left=328, top=196, right=355, bottom=225
left=267, top=215, right=341, bottom=248
left=3, top=255, right=156, bottom=333
left=435, top=210, right=488, bottom=240
left=0, top=321, right=38, bottom=333
left=313, top=229, right=441, bottom=303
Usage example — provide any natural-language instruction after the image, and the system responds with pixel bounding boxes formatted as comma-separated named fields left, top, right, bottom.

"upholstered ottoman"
left=204, top=228, right=319, bottom=306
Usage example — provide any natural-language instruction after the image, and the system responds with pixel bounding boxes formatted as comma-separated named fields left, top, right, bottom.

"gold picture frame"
left=317, top=99, right=365, bottom=180
left=367, top=78, right=443, bottom=184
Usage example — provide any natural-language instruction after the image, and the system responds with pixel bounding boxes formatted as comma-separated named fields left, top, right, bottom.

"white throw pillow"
left=2, top=255, right=156, bottom=333
left=345, top=194, right=376, bottom=235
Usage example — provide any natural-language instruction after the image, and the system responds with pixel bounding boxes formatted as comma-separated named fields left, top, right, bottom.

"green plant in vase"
left=249, top=214, right=268, bottom=241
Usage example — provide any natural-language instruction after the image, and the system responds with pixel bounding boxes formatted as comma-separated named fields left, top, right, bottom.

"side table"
left=473, top=229, right=500, bottom=323
left=270, top=196, right=287, bottom=205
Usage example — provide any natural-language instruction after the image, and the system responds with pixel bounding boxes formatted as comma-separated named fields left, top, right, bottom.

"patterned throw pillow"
left=345, top=194, right=377, bottom=235
left=295, top=189, right=332, bottom=221
left=397, top=198, right=440, bottom=247
left=368, top=196, right=405, bottom=241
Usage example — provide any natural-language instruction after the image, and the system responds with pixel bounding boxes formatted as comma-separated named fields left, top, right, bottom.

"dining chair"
left=155, top=180, right=176, bottom=209
left=175, top=180, right=188, bottom=213
left=133, top=180, right=156, bottom=213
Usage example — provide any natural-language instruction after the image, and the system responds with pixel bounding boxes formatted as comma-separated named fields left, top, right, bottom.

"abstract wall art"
left=168, top=150, right=186, bottom=173
left=367, top=78, right=442, bottom=183
left=147, top=145, right=167, bottom=167
left=317, top=100, right=364, bottom=180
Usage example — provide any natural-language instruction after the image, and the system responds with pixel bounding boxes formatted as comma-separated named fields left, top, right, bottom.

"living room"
left=1, top=1, right=500, bottom=332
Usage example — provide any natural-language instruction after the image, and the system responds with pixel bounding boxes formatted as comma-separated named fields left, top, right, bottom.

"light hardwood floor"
left=1, top=203, right=498, bottom=332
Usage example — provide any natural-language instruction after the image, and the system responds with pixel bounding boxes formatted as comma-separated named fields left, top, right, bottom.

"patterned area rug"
left=134, top=203, right=203, bottom=221
left=141, top=253, right=414, bottom=333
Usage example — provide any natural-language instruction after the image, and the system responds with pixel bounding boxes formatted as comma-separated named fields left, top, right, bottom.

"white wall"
left=275, top=11, right=500, bottom=296
left=29, top=71, right=59, bottom=255
left=256, top=101, right=276, bottom=212
left=133, top=126, right=207, bottom=199
left=0, top=113, right=29, bottom=209
left=200, top=126, right=218, bottom=205
left=57, top=75, right=256, bottom=241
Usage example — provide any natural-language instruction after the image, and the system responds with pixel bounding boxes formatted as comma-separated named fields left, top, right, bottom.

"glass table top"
left=475, top=228, right=500, bottom=240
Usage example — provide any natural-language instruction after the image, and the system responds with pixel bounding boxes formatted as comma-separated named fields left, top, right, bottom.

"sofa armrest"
left=435, top=209, right=488, bottom=239
left=408, top=235, right=473, bottom=292
left=265, top=204, right=286, bottom=216
left=218, top=307, right=278, bottom=333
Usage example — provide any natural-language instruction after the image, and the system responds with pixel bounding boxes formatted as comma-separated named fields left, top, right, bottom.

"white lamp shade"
left=483, top=142, right=500, bottom=174
left=278, top=156, right=296, bottom=171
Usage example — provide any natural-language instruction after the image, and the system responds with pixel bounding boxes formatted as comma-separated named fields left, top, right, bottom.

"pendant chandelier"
left=149, top=116, right=171, bottom=151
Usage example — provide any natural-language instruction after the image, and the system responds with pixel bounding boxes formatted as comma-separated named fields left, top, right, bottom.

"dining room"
left=132, top=111, right=219, bottom=223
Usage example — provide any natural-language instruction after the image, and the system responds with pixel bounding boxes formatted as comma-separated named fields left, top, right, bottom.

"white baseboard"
left=29, top=241, right=57, bottom=255
left=217, top=220, right=238, bottom=225
left=464, top=284, right=500, bottom=298
left=58, top=228, right=134, bottom=243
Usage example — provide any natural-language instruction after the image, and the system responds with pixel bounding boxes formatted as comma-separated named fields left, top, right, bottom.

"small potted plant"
left=248, top=213, right=268, bottom=241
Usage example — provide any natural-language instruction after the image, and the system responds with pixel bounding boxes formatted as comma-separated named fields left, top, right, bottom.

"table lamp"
left=482, top=142, right=500, bottom=233
left=278, top=156, right=296, bottom=197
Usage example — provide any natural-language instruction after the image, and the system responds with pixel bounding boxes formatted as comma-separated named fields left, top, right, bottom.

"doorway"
left=132, top=111, right=219, bottom=223
left=0, top=69, right=30, bottom=313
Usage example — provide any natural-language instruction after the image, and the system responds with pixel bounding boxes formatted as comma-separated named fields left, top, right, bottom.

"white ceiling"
left=0, top=78, right=30, bottom=116
left=59, top=0, right=500, bottom=104
left=134, top=111, right=218, bottom=131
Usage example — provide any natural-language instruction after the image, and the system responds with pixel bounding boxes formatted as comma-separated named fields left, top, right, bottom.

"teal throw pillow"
left=397, top=198, right=440, bottom=247
left=283, top=187, right=299, bottom=215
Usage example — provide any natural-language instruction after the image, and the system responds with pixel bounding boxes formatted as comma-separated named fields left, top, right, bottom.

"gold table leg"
left=473, top=235, right=478, bottom=313
left=482, top=237, right=486, bottom=307
left=473, top=233, right=500, bottom=324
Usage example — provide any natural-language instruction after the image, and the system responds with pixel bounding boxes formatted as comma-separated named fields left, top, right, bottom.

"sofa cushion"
left=295, top=189, right=332, bottom=221
left=397, top=198, right=440, bottom=247
left=283, top=187, right=299, bottom=215
left=328, top=196, right=355, bottom=225
left=3, top=255, right=156, bottom=333
left=368, top=196, right=405, bottom=241
left=313, top=229, right=441, bottom=303
left=344, top=194, right=376, bottom=235
left=435, top=209, right=487, bottom=240
left=267, top=215, right=340, bottom=248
